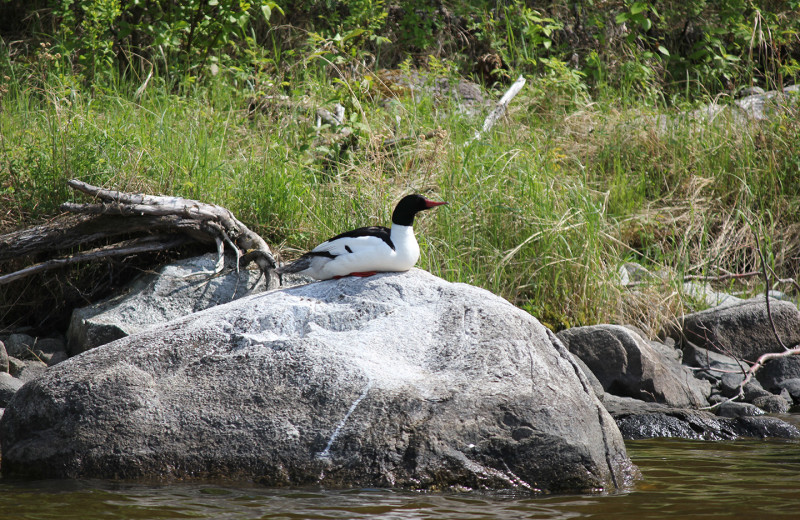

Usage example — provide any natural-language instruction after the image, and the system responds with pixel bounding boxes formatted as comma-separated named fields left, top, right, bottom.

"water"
left=1, top=438, right=799, bottom=519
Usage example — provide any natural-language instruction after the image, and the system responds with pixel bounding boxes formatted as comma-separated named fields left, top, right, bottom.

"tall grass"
left=2, top=63, right=799, bottom=334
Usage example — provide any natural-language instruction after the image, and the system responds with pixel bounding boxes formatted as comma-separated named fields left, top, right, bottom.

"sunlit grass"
left=1, top=65, right=799, bottom=333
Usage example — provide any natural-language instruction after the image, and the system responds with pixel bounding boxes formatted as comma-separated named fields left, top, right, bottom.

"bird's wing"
left=311, top=226, right=394, bottom=255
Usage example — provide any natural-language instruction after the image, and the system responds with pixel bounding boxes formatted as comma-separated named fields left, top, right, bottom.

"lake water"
left=1, top=437, right=799, bottom=519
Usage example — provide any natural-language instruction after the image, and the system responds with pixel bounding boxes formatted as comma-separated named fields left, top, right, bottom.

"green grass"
left=2, top=64, right=799, bottom=334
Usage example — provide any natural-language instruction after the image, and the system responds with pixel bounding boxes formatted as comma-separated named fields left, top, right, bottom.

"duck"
left=276, top=194, right=447, bottom=280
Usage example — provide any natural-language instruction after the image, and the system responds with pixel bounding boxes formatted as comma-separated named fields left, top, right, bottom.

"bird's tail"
left=275, top=255, right=312, bottom=274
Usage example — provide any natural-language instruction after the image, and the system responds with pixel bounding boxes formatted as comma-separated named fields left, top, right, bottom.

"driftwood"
left=468, top=75, right=527, bottom=144
left=0, top=180, right=278, bottom=287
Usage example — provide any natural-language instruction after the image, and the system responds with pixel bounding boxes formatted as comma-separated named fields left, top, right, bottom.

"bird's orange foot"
left=350, top=271, right=378, bottom=277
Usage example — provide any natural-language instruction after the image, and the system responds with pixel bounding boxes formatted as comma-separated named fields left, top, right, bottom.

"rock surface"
left=0, top=269, right=636, bottom=493
left=66, top=253, right=269, bottom=355
left=756, top=356, right=800, bottom=392
left=676, top=297, right=800, bottom=361
left=557, top=325, right=709, bottom=408
left=0, top=340, right=7, bottom=373
left=0, top=373, right=24, bottom=407
left=604, top=395, right=800, bottom=440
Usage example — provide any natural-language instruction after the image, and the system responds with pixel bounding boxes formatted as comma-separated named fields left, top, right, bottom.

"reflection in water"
left=1, top=438, right=799, bottom=519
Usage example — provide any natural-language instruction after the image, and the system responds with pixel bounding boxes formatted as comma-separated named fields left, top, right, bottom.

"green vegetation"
left=1, top=1, right=799, bottom=333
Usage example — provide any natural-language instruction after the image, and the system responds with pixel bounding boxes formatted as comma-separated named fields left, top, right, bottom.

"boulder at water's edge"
left=0, top=269, right=637, bottom=493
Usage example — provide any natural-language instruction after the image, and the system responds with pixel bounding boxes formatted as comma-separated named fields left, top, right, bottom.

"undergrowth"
left=1, top=43, right=799, bottom=334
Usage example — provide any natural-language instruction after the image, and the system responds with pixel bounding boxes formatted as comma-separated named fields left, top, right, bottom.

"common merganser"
left=276, top=194, right=447, bottom=280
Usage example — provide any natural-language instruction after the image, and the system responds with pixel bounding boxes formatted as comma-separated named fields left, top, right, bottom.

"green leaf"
left=631, top=2, right=648, bottom=15
left=658, top=45, right=670, bottom=56
left=615, top=12, right=629, bottom=24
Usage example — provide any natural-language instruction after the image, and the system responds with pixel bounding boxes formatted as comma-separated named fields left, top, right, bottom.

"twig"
left=683, top=271, right=763, bottom=282
left=734, top=346, right=800, bottom=400
left=752, top=230, right=788, bottom=351
left=0, top=236, right=190, bottom=285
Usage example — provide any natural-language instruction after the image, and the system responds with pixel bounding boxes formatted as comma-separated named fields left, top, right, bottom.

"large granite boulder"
left=557, top=325, right=710, bottom=408
left=66, top=253, right=269, bottom=355
left=0, top=269, right=637, bottom=493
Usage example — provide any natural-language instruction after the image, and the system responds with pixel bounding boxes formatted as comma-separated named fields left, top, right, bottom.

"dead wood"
left=468, top=75, right=526, bottom=144
left=0, top=180, right=278, bottom=288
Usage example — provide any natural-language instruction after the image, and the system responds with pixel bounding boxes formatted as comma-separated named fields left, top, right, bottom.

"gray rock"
left=46, top=351, right=69, bottom=367
left=682, top=281, right=743, bottom=309
left=66, top=253, right=270, bottom=355
left=0, top=373, right=24, bottom=407
left=719, top=372, right=746, bottom=398
left=3, top=333, right=36, bottom=359
left=716, top=401, right=764, bottom=418
left=557, top=325, right=709, bottom=407
left=34, top=337, right=66, bottom=355
left=603, top=395, right=799, bottom=440
left=571, top=354, right=604, bottom=400
left=736, top=86, right=765, bottom=98
left=681, top=342, right=748, bottom=380
left=677, top=297, right=800, bottom=361
left=618, top=262, right=659, bottom=286
left=735, top=89, right=800, bottom=121
left=15, top=360, right=47, bottom=383
left=6, top=357, right=25, bottom=378
left=0, top=340, right=8, bottom=373
left=752, top=394, right=790, bottom=414
left=775, top=379, right=800, bottom=404
left=742, top=380, right=771, bottom=403
left=0, top=269, right=636, bottom=492
left=756, top=355, right=800, bottom=392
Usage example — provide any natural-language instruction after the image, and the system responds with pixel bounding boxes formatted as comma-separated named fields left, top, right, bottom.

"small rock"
left=47, top=351, right=69, bottom=366
left=775, top=379, right=800, bottom=404
left=708, top=393, right=727, bottom=405
left=35, top=337, right=67, bottom=355
left=0, top=340, right=8, bottom=373
left=742, top=380, right=771, bottom=403
left=67, top=253, right=271, bottom=355
left=3, top=333, right=36, bottom=359
left=682, top=281, right=743, bottom=309
left=719, top=372, right=746, bottom=398
left=7, top=357, right=25, bottom=378
left=736, top=86, right=765, bottom=98
left=716, top=401, right=764, bottom=418
left=0, top=372, right=24, bottom=407
left=681, top=343, right=748, bottom=381
left=752, top=394, right=790, bottom=414
left=756, top=356, right=800, bottom=392
left=16, top=360, right=47, bottom=383
left=618, top=262, right=658, bottom=286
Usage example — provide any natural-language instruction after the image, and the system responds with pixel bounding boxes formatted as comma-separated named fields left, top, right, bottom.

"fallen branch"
left=0, top=235, right=190, bottom=285
left=468, top=75, right=526, bottom=144
left=0, top=180, right=279, bottom=287
left=734, top=346, right=800, bottom=400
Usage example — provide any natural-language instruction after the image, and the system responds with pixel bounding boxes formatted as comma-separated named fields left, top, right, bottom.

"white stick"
left=469, top=75, right=526, bottom=144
